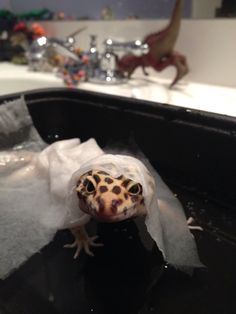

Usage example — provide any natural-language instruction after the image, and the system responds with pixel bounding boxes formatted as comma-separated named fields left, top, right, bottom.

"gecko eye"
left=128, top=183, right=142, bottom=195
left=84, top=179, right=96, bottom=193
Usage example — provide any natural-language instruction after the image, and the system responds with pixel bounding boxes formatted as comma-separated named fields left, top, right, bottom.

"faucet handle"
left=104, top=38, right=149, bottom=56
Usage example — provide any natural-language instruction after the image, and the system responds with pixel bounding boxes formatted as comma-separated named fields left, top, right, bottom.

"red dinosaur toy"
left=117, top=0, right=188, bottom=87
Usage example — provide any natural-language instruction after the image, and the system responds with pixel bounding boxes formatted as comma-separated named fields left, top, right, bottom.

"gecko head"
left=76, top=170, right=146, bottom=222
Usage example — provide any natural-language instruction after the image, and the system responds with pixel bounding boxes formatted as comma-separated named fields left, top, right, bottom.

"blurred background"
left=0, top=0, right=235, bottom=20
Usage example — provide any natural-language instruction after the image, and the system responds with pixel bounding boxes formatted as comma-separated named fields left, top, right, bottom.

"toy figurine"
left=117, top=0, right=189, bottom=87
left=9, top=22, right=47, bottom=64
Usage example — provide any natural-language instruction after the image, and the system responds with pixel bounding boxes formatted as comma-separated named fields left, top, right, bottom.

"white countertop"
left=1, top=62, right=236, bottom=118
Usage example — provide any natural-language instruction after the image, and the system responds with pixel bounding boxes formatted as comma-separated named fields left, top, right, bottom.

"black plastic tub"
left=0, top=88, right=236, bottom=314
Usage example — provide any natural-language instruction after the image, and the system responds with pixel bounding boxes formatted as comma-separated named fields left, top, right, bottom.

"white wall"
left=32, top=19, right=236, bottom=87
left=191, top=0, right=222, bottom=19
left=0, top=0, right=11, bottom=10
left=1, top=0, right=192, bottom=19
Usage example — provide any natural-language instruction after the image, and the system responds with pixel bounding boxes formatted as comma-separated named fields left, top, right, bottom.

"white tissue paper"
left=67, top=154, right=203, bottom=270
left=0, top=97, right=103, bottom=279
left=0, top=97, right=202, bottom=279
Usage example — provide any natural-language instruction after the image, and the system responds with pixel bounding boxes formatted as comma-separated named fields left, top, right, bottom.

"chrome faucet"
left=26, top=30, right=149, bottom=85
left=86, top=35, right=100, bottom=78
left=88, top=37, right=149, bottom=84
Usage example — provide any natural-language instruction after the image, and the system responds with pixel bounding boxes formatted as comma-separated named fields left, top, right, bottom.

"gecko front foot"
left=187, top=217, right=203, bottom=231
left=64, top=226, right=103, bottom=258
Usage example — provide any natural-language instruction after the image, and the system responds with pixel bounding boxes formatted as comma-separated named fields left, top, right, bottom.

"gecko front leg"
left=64, top=226, right=103, bottom=258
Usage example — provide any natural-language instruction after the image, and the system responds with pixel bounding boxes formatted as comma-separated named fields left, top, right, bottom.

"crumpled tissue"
left=0, top=97, right=202, bottom=279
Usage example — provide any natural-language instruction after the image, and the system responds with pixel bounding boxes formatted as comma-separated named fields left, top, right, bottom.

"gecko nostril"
left=111, top=201, right=118, bottom=214
left=111, top=199, right=123, bottom=214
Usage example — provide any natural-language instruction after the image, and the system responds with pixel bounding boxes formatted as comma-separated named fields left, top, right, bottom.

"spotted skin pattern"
left=76, top=170, right=146, bottom=223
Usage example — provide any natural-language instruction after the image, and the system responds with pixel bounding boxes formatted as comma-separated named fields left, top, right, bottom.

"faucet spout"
left=26, top=28, right=86, bottom=71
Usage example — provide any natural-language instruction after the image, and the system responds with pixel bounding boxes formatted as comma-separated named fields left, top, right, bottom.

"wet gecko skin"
left=65, top=170, right=147, bottom=257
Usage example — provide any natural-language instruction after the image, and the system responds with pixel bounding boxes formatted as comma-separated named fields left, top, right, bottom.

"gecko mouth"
left=92, top=207, right=136, bottom=223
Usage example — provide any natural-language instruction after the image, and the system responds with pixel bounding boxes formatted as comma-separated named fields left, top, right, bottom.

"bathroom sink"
left=0, top=77, right=65, bottom=95
left=0, top=89, right=236, bottom=314
left=79, top=75, right=236, bottom=117
left=0, top=63, right=64, bottom=95
left=1, top=62, right=236, bottom=117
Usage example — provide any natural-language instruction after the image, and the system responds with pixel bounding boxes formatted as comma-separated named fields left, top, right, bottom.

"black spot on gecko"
left=122, top=179, right=131, bottom=188
left=105, top=177, right=113, bottom=184
left=93, top=174, right=101, bottom=184
left=131, top=195, right=139, bottom=203
left=124, top=193, right=129, bottom=200
left=98, top=171, right=109, bottom=175
left=99, top=186, right=108, bottom=193
left=112, top=186, right=121, bottom=194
